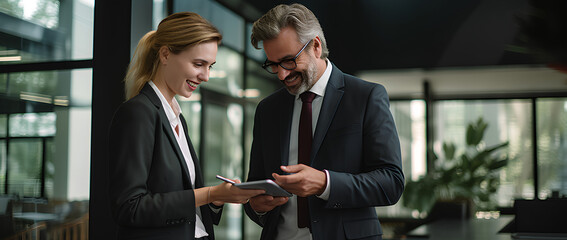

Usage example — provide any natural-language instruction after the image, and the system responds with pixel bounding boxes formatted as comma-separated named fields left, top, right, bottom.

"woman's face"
left=158, top=41, right=218, bottom=99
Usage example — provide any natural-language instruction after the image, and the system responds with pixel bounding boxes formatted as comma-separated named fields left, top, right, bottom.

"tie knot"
left=300, top=91, right=316, bottom=103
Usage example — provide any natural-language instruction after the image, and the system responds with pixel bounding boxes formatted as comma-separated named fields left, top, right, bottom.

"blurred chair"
left=2, top=222, right=46, bottom=240
left=46, top=212, right=89, bottom=240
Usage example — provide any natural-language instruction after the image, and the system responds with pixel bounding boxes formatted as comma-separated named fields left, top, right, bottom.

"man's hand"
left=249, top=195, right=289, bottom=213
left=272, top=164, right=327, bottom=197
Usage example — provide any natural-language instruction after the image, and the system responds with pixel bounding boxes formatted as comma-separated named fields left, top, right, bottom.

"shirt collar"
left=297, top=58, right=333, bottom=99
left=149, top=81, right=182, bottom=127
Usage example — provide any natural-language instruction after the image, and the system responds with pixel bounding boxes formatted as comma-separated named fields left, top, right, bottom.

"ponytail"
left=124, top=31, right=159, bottom=100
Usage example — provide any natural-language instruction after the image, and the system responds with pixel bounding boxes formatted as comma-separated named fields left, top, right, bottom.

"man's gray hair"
left=251, top=3, right=329, bottom=59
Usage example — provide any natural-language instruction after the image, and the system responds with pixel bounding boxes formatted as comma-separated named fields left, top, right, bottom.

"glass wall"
left=380, top=100, right=426, bottom=218
left=434, top=100, right=535, bottom=208
left=0, top=0, right=93, bottom=64
left=0, top=0, right=93, bottom=239
left=537, top=98, right=567, bottom=199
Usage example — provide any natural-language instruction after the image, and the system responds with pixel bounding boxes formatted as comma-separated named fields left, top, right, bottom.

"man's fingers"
left=280, top=164, right=303, bottom=173
left=273, top=173, right=301, bottom=185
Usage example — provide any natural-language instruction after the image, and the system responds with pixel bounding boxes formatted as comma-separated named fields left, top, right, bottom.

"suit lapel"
left=312, top=64, right=344, bottom=163
left=280, top=91, right=295, bottom=167
left=141, top=84, right=193, bottom=188
left=181, top=114, right=204, bottom=188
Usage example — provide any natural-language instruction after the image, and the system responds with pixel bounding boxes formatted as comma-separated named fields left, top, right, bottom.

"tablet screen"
left=235, top=179, right=292, bottom=197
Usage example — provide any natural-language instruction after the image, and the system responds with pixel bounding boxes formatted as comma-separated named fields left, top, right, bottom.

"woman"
left=108, top=12, right=264, bottom=240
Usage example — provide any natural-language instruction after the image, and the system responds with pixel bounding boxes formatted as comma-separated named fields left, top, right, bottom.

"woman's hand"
left=210, top=178, right=265, bottom=204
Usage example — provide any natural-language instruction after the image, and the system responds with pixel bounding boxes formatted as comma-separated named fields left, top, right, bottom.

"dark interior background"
left=217, top=0, right=546, bottom=75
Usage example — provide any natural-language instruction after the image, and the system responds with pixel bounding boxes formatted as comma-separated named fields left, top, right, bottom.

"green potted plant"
left=403, top=117, right=510, bottom=217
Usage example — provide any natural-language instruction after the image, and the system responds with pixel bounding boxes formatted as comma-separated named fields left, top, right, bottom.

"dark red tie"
left=298, top=91, right=315, bottom=229
left=175, top=125, right=179, bottom=136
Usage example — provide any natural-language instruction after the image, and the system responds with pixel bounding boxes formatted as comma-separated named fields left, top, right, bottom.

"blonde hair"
left=124, top=12, right=222, bottom=100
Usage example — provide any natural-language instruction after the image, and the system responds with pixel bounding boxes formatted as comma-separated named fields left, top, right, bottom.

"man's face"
left=263, top=27, right=318, bottom=95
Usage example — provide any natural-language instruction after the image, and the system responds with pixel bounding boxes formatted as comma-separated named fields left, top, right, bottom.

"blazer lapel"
left=280, top=91, right=295, bottom=167
left=312, top=64, right=345, bottom=162
left=181, top=114, right=204, bottom=188
left=141, top=84, right=193, bottom=188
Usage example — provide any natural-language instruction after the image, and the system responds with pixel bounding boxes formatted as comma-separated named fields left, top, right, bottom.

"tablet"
left=235, top=180, right=292, bottom=197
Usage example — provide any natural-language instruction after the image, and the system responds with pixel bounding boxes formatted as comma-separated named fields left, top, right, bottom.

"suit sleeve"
left=326, top=84, right=405, bottom=209
left=108, top=100, right=196, bottom=227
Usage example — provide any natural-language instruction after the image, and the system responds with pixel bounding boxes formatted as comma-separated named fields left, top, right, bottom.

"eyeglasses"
left=262, top=39, right=312, bottom=74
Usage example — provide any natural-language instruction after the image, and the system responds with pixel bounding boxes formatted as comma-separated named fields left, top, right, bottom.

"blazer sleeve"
left=325, top=84, right=405, bottom=209
left=108, top=99, right=196, bottom=227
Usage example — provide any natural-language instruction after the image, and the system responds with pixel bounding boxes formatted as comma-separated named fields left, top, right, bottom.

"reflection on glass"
left=203, top=102, right=243, bottom=239
left=246, top=59, right=280, bottom=102
left=0, top=115, right=6, bottom=137
left=178, top=93, right=202, bottom=153
left=378, top=100, right=426, bottom=218
left=0, top=68, right=91, bottom=235
left=0, top=140, right=5, bottom=193
left=0, top=0, right=94, bottom=63
left=204, top=47, right=243, bottom=97
left=243, top=102, right=262, bottom=240
left=2, top=71, right=58, bottom=97
left=537, top=98, right=567, bottom=199
left=9, top=113, right=56, bottom=137
left=246, top=23, right=265, bottom=61
left=0, top=0, right=59, bottom=28
left=435, top=100, right=534, bottom=208
left=176, top=0, right=244, bottom=51
left=44, top=138, right=55, bottom=198
left=8, top=139, right=42, bottom=197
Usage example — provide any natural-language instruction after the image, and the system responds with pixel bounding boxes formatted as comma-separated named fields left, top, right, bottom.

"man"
left=244, top=3, right=404, bottom=240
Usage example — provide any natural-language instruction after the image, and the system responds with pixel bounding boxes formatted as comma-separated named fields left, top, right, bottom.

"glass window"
left=203, top=101, right=244, bottom=239
left=152, top=0, right=167, bottom=30
left=0, top=0, right=59, bottom=29
left=243, top=102, right=262, bottom=240
left=0, top=68, right=91, bottom=233
left=9, top=113, right=56, bottom=137
left=0, top=69, right=91, bottom=110
left=1, top=71, right=58, bottom=98
left=177, top=91, right=202, bottom=153
left=537, top=98, right=567, bottom=198
left=8, top=139, right=43, bottom=197
left=0, top=114, right=6, bottom=137
left=204, top=47, right=243, bottom=97
left=0, top=0, right=94, bottom=64
left=246, top=23, right=265, bottom=62
left=434, top=100, right=534, bottom=208
left=44, top=138, right=55, bottom=198
left=245, top=59, right=280, bottom=101
left=174, top=0, right=245, bottom=52
left=391, top=100, right=426, bottom=181
left=378, top=100, right=426, bottom=218
left=0, top=140, right=5, bottom=193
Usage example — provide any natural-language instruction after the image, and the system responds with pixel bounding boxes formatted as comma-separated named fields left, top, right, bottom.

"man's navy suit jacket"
left=245, top=64, right=404, bottom=240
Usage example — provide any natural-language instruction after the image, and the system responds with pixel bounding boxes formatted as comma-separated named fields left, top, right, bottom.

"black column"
left=90, top=1, right=131, bottom=239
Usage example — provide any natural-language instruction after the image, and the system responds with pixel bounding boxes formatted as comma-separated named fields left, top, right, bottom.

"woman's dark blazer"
left=108, top=83, right=221, bottom=240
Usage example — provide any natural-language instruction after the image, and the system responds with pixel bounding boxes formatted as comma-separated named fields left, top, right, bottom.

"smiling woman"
left=108, top=11, right=265, bottom=240
left=153, top=40, right=218, bottom=100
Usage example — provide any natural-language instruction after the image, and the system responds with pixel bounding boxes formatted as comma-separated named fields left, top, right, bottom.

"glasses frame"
left=262, top=39, right=313, bottom=74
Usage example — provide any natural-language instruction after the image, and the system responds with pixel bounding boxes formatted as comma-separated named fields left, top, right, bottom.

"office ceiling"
left=219, top=0, right=545, bottom=75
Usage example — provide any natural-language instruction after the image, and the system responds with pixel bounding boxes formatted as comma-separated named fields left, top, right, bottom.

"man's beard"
left=283, top=60, right=318, bottom=95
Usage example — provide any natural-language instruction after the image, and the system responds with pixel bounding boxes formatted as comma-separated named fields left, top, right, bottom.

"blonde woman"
left=108, top=12, right=264, bottom=240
